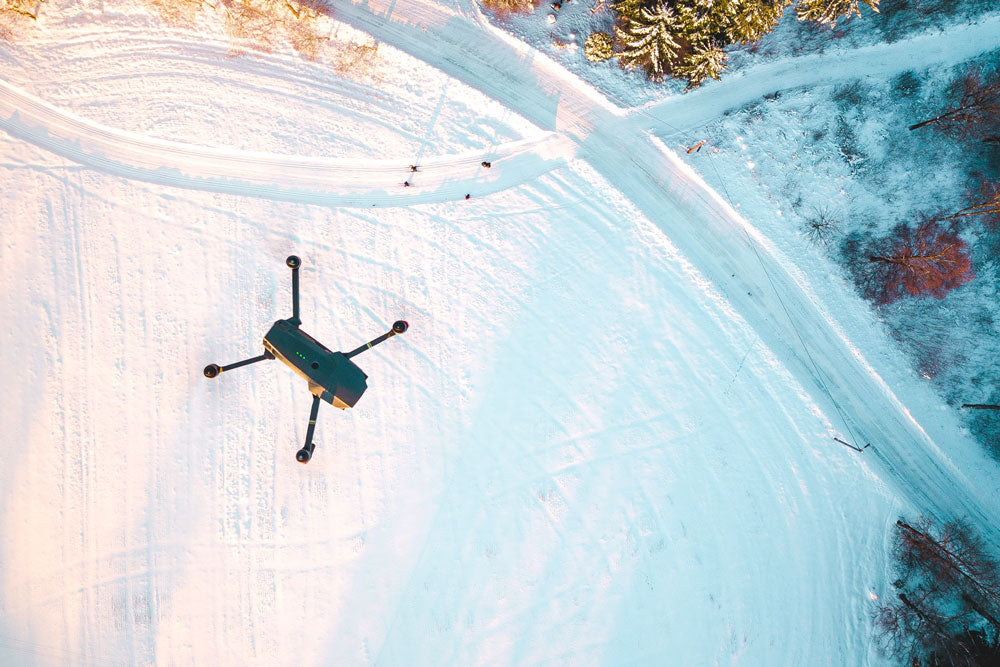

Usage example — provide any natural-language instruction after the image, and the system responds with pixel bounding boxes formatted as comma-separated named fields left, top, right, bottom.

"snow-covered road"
left=2, top=1, right=998, bottom=665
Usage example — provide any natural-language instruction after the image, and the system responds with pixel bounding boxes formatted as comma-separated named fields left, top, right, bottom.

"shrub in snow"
left=1, top=0, right=41, bottom=20
left=873, top=516, right=1000, bottom=667
left=219, top=0, right=331, bottom=60
left=800, top=206, right=841, bottom=246
left=144, top=0, right=203, bottom=25
left=479, top=0, right=539, bottom=15
left=143, top=0, right=333, bottom=58
left=584, top=31, right=614, bottom=62
left=1, top=0, right=41, bottom=38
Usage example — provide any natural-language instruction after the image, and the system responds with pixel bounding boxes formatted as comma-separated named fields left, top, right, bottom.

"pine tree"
left=584, top=31, right=615, bottom=62
left=795, top=0, right=879, bottom=27
left=607, top=0, right=801, bottom=86
left=615, top=3, right=685, bottom=79
left=673, top=0, right=717, bottom=35
left=730, top=0, right=790, bottom=43
left=673, top=41, right=728, bottom=87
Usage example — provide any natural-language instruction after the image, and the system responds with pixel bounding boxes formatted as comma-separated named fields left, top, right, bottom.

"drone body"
left=262, top=319, right=368, bottom=409
left=204, top=255, right=408, bottom=463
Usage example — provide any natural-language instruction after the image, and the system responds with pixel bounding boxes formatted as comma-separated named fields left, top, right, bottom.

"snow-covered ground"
left=2, top=1, right=999, bottom=665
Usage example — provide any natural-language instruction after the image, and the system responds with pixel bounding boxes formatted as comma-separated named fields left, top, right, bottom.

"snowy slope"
left=1, top=1, right=998, bottom=666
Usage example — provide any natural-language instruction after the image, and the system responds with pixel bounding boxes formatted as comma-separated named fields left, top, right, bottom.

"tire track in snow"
left=16, top=33, right=438, bottom=154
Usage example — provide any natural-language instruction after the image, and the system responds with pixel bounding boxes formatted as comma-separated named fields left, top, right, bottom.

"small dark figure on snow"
left=481, top=161, right=492, bottom=168
left=409, top=165, right=418, bottom=172
left=404, top=181, right=411, bottom=187
left=465, top=194, right=470, bottom=200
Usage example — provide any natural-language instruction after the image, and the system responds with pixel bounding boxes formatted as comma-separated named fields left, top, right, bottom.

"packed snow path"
left=2, top=2, right=1000, bottom=666
left=3, top=11, right=999, bottom=202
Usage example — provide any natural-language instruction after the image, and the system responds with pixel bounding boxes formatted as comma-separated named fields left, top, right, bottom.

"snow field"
left=1, top=125, right=899, bottom=664
left=3, top=0, right=1000, bottom=665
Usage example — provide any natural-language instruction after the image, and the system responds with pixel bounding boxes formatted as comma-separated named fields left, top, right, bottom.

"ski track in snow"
left=2, top=1, right=999, bottom=666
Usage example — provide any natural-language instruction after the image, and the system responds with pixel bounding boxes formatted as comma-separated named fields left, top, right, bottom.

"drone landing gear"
left=296, top=394, right=322, bottom=463
left=204, top=351, right=274, bottom=378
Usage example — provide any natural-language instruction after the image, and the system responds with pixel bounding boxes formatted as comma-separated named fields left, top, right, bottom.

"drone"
left=204, top=255, right=408, bottom=463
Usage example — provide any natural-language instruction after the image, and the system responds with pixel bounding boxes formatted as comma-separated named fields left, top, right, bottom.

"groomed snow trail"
left=1, top=2, right=998, bottom=666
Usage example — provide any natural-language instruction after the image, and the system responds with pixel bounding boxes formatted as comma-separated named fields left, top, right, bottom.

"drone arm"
left=287, top=255, right=302, bottom=326
left=296, top=394, right=322, bottom=463
left=344, top=320, right=409, bottom=359
left=204, top=351, right=273, bottom=378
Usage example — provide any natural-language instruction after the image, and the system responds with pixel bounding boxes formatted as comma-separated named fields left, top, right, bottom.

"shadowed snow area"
left=1, top=1, right=998, bottom=666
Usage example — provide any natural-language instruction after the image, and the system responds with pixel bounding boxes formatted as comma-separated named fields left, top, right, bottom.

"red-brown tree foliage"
left=909, top=68, right=1000, bottom=139
left=865, top=220, right=974, bottom=304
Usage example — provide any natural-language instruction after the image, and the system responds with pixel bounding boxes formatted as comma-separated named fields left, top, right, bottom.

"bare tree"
left=897, top=518, right=1000, bottom=625
left=863, top=219, right=974, bottom=304
left=221, top=0, right=281, bottom=53
left=478, top=0, right=538, bottom=14
left=909, top=69, right=1000, bottom=139
left=143, top=0, right=203, bottom=26
left=875, top=589, right=979, bottom=666
left=943, top=178, right=1000, bottom=231
left=876, top=516, right=1000, bottom=666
